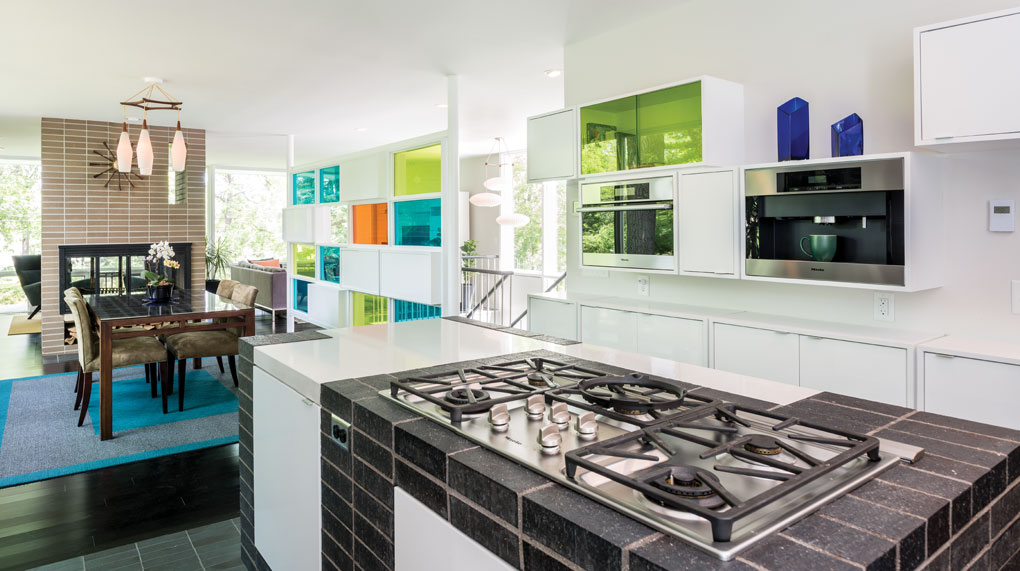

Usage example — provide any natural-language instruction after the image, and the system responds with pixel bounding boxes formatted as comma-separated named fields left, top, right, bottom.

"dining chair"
left=163, top=284, right=257, bottom=412
left=209, top=279, right=240, bottom=373
left=64, top=295, right=170, bottom=427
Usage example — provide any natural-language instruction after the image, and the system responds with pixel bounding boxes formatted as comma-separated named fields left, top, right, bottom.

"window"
left=502, top=152, right=566, bottom=276
left=0, top=161, right=41, bottom=311
left=212, top=169, right=286, bottom=263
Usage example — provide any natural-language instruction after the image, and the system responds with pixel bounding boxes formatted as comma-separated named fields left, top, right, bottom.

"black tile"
left=809, top=392, right=914, bottom=418
left=353, top=429, right=393, bottom=479
left=782, top=515, right=896, bottom=571
left=877, top=466, right=972, bottom=533
left=909, top=412, right=1020, bottom=444
left=992, top=482, right=1020, bottom=537
left=321, top=380, right=379, bottom=421
left=951, top=512, right=989, bottom=571
left=522, top=485, right=655, bottom=571
left=773, top=398, right=894, bottom=434
left=322, top=526, right=354, bottom=571
left=742, top=535, right=859, bottom=571
left=523, top=542, right=572, bottom=571
left=820, top=495, right=926, bottom=570
left=449, top=496, right=520, bottom=567
left=353, top=513, right=393, bottom=570
left=990, top=516, right=1020, bottom=570
left=322, top=508, right=353, bottom=554
left=237, top=356, right=253, bottom=382
left=628, top=534, right=755, bottom=571
left=448, top=448, right=548, bottom=526
left=353, top=538, right=389, bottom=571
left=973, top=461, right=1009, bottom=513
left=353, top=458, right=394, bottom=509
left=850, top=480, right=951, bottom=556
left=353, top=485, right=393, bottom=540
left=321, top=429, right=353, bottom=475
left=322, top=457, right=353, bottom=502
left=323, top=482, right=353, bottom=529
left=876, top=428, right=1004, bottom=469
left=355, top=374, right=400, bottom=391
left=353, top=398, right=421, bottom=448
left=394, top=419, right=476, bottom=481
left=394, top=459, right=448, bottom=519
left=890, top=420, right=1019, bottom=457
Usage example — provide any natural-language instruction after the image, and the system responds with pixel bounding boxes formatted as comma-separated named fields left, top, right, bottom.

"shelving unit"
left=284, top=134, right=448, bottom=330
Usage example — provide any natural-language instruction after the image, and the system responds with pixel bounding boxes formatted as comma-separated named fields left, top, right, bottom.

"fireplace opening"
left=58, top=243, right=191, bottom=314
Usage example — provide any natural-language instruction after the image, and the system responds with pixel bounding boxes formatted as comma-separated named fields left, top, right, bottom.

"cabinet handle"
left=775, top=330, right=793, bottom=335
left=933, top=134, right=954, bottom=140
left=932, top=353, right=955, bottom=359
left=805, top=336, right=824, bottom=340
left=302, top=398, right=315, bottom=406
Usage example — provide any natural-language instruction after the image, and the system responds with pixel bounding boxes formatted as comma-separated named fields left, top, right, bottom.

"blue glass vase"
left=777, top=97, right=810, bottom=161
left=831, top=113, right=864, bottom=157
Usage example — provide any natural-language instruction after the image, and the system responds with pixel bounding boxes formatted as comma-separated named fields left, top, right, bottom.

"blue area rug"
left=0, top=365, right=239, bottom=488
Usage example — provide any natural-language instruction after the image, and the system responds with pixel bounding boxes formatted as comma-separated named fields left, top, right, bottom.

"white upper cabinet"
left=379, top=250, right=442, bottom=305
left=282, top=207, right=315, bottom=243
left=679, top=170, right=737, bottom=276
left=916, top=8, right=1020, bottom=147
left=339, top=248, right=380, bottom=295
left=527, top=109, right=577, bottom=182
left=340, top=154, right=386, bottom=201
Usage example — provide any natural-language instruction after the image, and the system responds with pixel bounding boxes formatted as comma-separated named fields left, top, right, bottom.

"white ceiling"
left=0, top=0, right=682, bottom=168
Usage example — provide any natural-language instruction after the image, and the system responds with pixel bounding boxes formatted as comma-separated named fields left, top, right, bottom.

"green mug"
left=800, top=234, right=837, bottom=262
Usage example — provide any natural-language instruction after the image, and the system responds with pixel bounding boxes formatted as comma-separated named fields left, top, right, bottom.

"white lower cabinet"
left=636, top=313, right=707, bottom=366
left=253, top=369, right=321, bottom=571
left=580, top=306, right=638, bottom=352
left=395, top=488, right=513, bottom=570
left=924, top=353, right=1020, bottom=430
left=713, top=323, right=799, bottom=385
left=800, top=336, right=908, bottom=406
left=527, top=297, right=578, bottom=341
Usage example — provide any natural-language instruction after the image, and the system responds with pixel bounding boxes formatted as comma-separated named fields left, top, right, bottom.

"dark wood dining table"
left=86, top=289, right=255, bottom=440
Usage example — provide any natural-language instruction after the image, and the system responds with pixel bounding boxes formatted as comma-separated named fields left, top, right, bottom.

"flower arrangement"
left=143, top=241, right=178, bottom=286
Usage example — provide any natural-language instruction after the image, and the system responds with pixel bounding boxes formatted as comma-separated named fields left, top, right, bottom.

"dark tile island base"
left=238, top=334, right=1020, bottom=571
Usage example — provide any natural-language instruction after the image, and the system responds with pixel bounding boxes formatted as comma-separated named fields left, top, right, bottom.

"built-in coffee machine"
left=744, top=156, right=911, bottom=287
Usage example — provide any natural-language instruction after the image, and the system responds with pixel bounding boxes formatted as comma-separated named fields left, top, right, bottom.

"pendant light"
left=118, top=79, right=186, bottom=177
left=469, top=192, right=501, bottom=207
left=136, top=117, right=154, bottom=176
left=496, top=213, right=530, bottom=227
left=116, top=109, right=133, bottom=173
left=171, top=110, right=187, bottom=172
left=475, top=137, right=514, bottom=206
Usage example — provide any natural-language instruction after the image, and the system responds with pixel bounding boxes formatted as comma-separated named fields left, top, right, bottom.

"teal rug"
left=0, top=365, right=239, bottom=488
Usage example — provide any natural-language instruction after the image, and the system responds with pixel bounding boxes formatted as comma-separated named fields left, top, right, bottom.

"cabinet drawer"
left=636, top=313, right=706, bottom=366
left=528, top=298, right=578, bottom=341
left=924, top=353, right=1020, bottom=430
left=580, top=306, right=638, bottom=352
left=713, top=323, right=799, bottom=385
left=800, top=337, right=908, bottom=407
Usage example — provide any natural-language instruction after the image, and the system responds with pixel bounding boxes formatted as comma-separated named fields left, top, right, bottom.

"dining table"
left=86, top=288, right=255, bottom=440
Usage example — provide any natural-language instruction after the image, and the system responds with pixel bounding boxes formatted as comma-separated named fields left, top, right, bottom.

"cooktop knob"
left=575, top=411, right=598, bottom=440
left=488, top=403, right=510, bottom=432
left=538, top=423, right=562, bottom=454
left=526, top=395, right=545, bottom=420
left=549, top=402, right=570, bottom=428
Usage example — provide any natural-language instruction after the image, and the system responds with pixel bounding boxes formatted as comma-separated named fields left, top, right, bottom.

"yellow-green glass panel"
left=580, top=95, right=637, bottom=175
left=292, top=243, right=315, bottom=278
left=636, top=82, right=702, bottom=167
left=352, top=292, right=388, bottom=326
left=394, top=143, right=442, bottom=196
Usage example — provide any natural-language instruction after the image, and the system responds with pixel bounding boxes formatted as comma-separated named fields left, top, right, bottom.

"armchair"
left=12, top=255, right=41, bottom=319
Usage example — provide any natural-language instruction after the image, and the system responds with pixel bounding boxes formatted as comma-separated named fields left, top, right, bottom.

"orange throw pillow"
left=250, top=258, right=281, bottom=268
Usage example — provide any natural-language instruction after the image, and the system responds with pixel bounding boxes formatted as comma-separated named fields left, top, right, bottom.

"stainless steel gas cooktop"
left=382, top=355, right=905, bottom=560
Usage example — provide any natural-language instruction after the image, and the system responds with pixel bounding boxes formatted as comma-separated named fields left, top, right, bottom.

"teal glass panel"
left=293, top=170, right=315, bottom=205
left=320, top=165, right=340, bottom=203
left=394, top=198, right=442, bottom=246
left=320, top=246, right=340, bottom=283
left=293, top=279, right=309, bottom=312
left=393, top=299, right=441, bottom=322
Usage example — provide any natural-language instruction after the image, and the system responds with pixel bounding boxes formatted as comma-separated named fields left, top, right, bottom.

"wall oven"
left=578, top=175, right=675, bottom=271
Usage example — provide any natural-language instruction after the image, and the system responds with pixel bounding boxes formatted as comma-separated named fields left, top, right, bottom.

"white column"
left=286, top=134, right=296, bottom=332
left=442, top=76, right=461, bottom=315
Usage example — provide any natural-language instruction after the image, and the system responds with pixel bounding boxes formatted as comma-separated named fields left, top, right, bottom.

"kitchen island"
left=237, top=319, right=1020, bottom=571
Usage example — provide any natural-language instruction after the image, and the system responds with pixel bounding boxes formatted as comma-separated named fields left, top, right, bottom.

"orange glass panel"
left=351, top=203, right=388, bottom=245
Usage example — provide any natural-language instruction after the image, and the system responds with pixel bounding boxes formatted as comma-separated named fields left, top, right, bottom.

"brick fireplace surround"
left=39, top=117, right=206, bottom=357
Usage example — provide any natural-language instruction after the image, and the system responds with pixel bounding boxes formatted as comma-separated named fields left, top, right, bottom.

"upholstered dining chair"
left=64, top=294, right=169, bottom=427
left=208, top=279, right=240, bottom=373
left=163, top=284, right=257, bottom=412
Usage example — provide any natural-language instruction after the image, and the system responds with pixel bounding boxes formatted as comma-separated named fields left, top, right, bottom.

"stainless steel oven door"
left=579, top=202, right=675, bottom=270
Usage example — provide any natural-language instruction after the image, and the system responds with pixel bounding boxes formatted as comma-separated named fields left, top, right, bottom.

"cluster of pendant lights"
left=115, top=80, right=187, bottom=176
left=469, top=137, right=530, bottom=227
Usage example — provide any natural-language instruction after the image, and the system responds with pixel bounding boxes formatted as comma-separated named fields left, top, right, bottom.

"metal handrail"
left=462, top=266, right=512, bottom=320
left=509, top=271, right=567, bottom=328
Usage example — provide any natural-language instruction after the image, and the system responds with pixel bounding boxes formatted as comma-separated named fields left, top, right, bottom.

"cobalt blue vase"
left=831, top=113, right=864, bottom=157
left=777, top=97, right=810, bottom=161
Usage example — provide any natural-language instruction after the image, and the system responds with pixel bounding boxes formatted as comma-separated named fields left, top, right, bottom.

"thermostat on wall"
left=989, top=200, right=1015, bottom=232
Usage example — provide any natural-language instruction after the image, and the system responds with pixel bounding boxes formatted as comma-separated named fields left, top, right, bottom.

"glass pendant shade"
left=483, top=176, right=507, bottom=191
left=496, top=213, right=529, bottom=227
left=136, top=120, right=154, bottom=176
left=116, top=123, right=133, bottom=173
left=469, top=192, right=501, bottom=207
left=171, top=122, right=187, bottom=171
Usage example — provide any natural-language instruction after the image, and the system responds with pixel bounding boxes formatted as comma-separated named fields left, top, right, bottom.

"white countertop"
left=919, top=335, right=1020, bottom=366
left=254, top=319, right=817, bottom=406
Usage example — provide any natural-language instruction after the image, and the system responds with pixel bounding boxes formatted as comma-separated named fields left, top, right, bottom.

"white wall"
left=460, top=154, right=501, bottom=256
left=563, top=0, right=1020, bottom=340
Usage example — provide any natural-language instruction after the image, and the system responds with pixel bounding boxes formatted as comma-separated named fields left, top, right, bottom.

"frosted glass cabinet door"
left=713, top=323, right=799, bottom=385
left=580, top=306, right=638, bottom=352
left=635, top=313, right=706, bottom=366
left=680, top=170, right=735, bottom=275
left=527, top=109, right=576, bottom=182
left=799, top=337, right=908, bottom=407
left=920, top=12, right=1020, bottom=140
left=924, top=353, right=1020, bottom=430
left=528, top=297, right=578, bottom=341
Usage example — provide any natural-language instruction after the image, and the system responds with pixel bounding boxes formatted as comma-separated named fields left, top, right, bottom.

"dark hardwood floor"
left=0, top=310, right=304, bottom=570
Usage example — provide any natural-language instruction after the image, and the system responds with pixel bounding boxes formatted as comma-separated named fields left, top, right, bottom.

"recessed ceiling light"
left=544, top=69, right=562, bottom=78
left=355, top=127, right=368, bottom=132
left=435, top=103, right=448, bottom=109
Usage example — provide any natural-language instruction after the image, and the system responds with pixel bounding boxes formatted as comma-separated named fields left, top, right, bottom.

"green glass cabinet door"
left=580, top=95, right=637, bottom=175
left=637, top=81, right=702, bottom=168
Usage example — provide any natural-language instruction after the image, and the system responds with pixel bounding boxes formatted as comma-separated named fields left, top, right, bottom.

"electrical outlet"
left=874, top=292, right=894, bottom=322
left=636, top=275, right=650, bottom=297
left=1012, top=280, right=1020, bottom=314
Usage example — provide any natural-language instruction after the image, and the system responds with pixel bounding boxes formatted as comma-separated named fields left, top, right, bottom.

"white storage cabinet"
left=713, top=323, right=800, bottom=386
left=379, top=249, right=442, bottom=305
left=580, top=306, right=639, bottom=353
left=635, top=313, right=707, bottom=366
left=923, top=352, right=1020, bottom=430
left=339, top=248, right=380, bottom=295
left=800, top=336, right=909, bottom=407
left=679, top=169, right=738, bottom=277
left=527, top=109, right=576, bottom=182
left=527, top=295, right=578, bottom=341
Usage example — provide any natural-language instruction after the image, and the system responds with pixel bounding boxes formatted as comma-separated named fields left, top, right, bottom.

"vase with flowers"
left=143, top=241, right=180, bottom=303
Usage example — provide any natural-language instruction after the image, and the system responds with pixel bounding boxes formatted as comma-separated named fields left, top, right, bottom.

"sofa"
left=229, top=261, right=287, bottom=327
